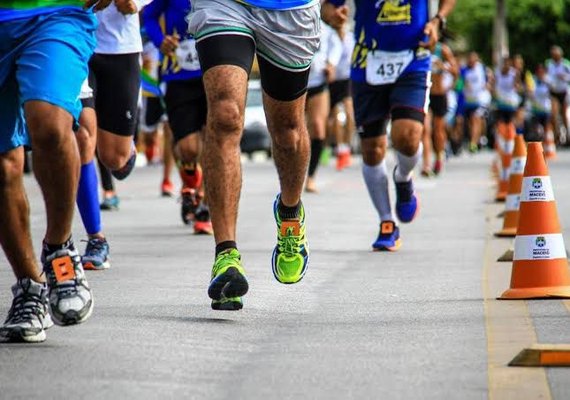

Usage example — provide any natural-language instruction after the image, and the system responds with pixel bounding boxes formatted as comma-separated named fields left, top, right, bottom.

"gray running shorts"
left=187, top=0, right=321, bottom=72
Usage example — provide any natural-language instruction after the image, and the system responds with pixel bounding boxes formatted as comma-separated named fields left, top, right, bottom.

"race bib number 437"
left=366, top=50, right=414, bottom=86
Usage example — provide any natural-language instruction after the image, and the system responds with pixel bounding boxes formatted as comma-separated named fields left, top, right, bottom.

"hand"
left=84, top=0, right=113, bottom=11
left=160, top=34, right=180, bottom=57
left=114, top=0, right=137, bottom=14
left=325, top=63, right=336, bottom=84
left=419, top=19, right=440, bottom=50
left=321, top=3, right=348, bottom=29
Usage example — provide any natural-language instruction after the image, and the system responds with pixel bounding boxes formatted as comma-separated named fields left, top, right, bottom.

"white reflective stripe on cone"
left=514, top=233, right=567, bottom=261
left=505, top=194, right=520, bottom=211
left=521, top=176, right=555, bottom=202
left=510, top=157, right=526, bottom=175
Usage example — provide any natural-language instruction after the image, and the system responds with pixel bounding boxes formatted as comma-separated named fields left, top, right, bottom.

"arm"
left=419, top=0, right=457, bottom=49
left=84, top=0, right=113, bottom=11
left=142, top=0, right=167, bottom=50
left=442, top=44, right=458, bottom=80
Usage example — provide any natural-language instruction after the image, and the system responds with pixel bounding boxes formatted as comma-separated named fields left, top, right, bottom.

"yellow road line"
left=483, top=202, right=551, bottom=400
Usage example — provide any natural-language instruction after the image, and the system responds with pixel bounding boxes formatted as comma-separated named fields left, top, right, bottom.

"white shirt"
left=95, top=1, right=151, bottom=54
left=308, top=24, right=343, bottom=89
left=335, top=31, right=354, bottom=81
left=464, top=62, right=487, bottom=104
left=546, top=58, right=570, bottom=94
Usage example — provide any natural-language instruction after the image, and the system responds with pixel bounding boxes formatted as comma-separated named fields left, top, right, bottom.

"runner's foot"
left=372, top=221, right=402, bottom=252
left=82, top=237, right=111, bottom=271
left=208, top=249, right=248, bottom=311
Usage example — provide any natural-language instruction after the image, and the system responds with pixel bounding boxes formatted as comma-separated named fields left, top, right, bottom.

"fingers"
left=419, top=23, right=438, bottom=49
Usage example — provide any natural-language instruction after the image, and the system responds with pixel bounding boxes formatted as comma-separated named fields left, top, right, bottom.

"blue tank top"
left=348, top=0, right=431, bottom=83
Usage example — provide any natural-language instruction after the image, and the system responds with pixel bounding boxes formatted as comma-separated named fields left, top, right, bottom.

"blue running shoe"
left=393, top=167, right=419, bottom=223
left=100, top=195, right=120, bottom=211
left=111, top=149, right=137, bottom=180
left=82, top=238, right=111, bottom=271
left=372, top=221, right=402, bottom=251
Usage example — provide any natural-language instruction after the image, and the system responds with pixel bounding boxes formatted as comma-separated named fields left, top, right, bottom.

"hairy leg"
left=202, top=65, right=248, bottom=243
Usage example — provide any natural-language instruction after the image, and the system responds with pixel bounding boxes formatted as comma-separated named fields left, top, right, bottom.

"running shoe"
left=372, top=221, right=402, bottom=252
left=194, top=204, right=213, bottom=235
left=271, top=195, right=309, bottom=284
left=0, top=279, right=53, bottom=343
left=336, top=150, right=352, bottom=171
left=100, top=195, right=120, bottom=211
left=433, top=159, right=443, bottom=175
left=42, top=246, right=94, bottom=326
left=305, top=177, right=318, bottom=193
left=161, top=179, right=175, bottom=197
left=319, top=146, right=332, bottom=166
left=180, top=188, right=200, bottom=225
left=468, top=142, right=479, bottom=154
left=208, top=249, right=248, bottom=311
left=393, top=167, right=419, bottom=223
left=420, top=168, right=434, bottom=178
left=111, top=149, right=137, bottom=180
left=82, top=237, right=111, bottom=270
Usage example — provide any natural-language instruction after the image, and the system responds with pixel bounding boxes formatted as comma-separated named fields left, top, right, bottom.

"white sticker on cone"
left=510, top=157, right=526, bottom=175
left=520, top=176, right=555, bottom=202
left=514, top=234, right=567, bottom=260
left=505, top=194, right=520, bottom=211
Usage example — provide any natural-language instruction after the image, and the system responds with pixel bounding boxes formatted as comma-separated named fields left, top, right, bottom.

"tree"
left=448, top=0, right=570, bottom=69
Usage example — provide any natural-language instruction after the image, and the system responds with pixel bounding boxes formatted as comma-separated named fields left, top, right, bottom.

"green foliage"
left=448, top=0, right=570, bottom=69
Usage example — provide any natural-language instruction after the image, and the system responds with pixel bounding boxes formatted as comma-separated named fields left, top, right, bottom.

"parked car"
left=241, top=80, right=271, bottom=157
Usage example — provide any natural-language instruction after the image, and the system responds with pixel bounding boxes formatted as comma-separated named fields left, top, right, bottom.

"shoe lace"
left=278, top=227, right=302, bottom=256
left=83, top=239, right=106, bottom=257
left=6, top=289, right=43, bottom=324
left=213, top=251, right=240, bottom=276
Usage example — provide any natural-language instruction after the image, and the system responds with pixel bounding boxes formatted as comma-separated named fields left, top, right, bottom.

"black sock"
left=308, top=139, right=324, bottom=177
left=215, top=241, right=237, bottom=256
left=43, top=236, right=74, bottom=254
left=278, top=198, right=301, bottom=220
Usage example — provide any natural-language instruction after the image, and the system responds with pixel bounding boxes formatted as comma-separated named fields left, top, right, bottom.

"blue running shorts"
left=0, top=9, right=97, bottom=153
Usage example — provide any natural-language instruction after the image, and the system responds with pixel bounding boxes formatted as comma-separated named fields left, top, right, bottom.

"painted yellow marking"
left=483, top=202, right=552, bottom=399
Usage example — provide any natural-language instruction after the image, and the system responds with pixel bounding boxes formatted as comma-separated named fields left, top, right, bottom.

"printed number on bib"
left=366, top=50, right=414, bottom=85
left=175, top=39, right=200, bottom=71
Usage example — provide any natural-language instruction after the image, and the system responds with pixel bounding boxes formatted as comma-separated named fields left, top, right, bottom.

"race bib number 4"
left=175, top=39, right=200, bottom=72
left=366, top=50, right=414, bottom=86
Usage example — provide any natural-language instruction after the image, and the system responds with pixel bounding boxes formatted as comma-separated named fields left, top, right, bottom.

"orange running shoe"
left=161, top=179, right=175, bottom=197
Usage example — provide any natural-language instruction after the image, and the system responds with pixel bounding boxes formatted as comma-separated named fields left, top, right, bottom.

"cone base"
left=499, top=286, right=570, bottom=300
left=495, top=193, right=507, bottom=202
left=497, top=249, right=514, bottom=262
left=494, top=228, right=517, bottom=238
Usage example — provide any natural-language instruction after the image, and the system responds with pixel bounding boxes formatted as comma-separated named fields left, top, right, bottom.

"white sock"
left=395, top=143, right=423, bottom=183
left=362, top=160, right=394, bottom=222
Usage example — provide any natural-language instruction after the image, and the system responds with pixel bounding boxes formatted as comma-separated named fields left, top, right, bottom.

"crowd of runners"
left=1, top=0, right=569, bottom=343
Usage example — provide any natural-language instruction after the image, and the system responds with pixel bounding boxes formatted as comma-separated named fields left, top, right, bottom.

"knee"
left=207, top=99, right=243, bottom=141
left=175, top=138, right=200, bottom=164
left=270, top=118, right=306, bottom=150
left=75, top=127, right=95, bottom=164
left=392, top=121, right=423, bottom=156
left=361, top=139, right=387, bottom=166
left=26, top=113, right=72, bottom=151
left=0, top=151, right=24, bottom=186
left=98, top=146, right=131, bottom=170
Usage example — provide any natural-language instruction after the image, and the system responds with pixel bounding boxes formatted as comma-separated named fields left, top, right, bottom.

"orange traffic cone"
left=499, top=142, right=570, bottom=299
left=495, top=122, right=515, bottom=202
left=543, top=129, right=557, bottom=160
left=495, top=134, right=526, bottom=237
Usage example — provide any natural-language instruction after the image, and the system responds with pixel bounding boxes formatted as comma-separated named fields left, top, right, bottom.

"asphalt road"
left=1, top=150, right=570, bottom=399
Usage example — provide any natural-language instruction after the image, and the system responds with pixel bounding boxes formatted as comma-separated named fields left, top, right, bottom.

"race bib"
left=366, top=50, right=414, bottom=86
left=175, top=39, right=200, bottom=71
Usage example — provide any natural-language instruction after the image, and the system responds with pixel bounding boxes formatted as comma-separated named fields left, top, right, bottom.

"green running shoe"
left=272, top=195, right=309, bottom=284
left=208, top=249, right=248, bottom=311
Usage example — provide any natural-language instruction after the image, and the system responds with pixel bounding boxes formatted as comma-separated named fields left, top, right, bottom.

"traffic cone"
left=543, top=129, right=557, bottom=160
left=495, top=134, right=526, bottom=237
left=495, top=122, right=515, bottom=202
left=499, top=142, right=570, bottom=299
